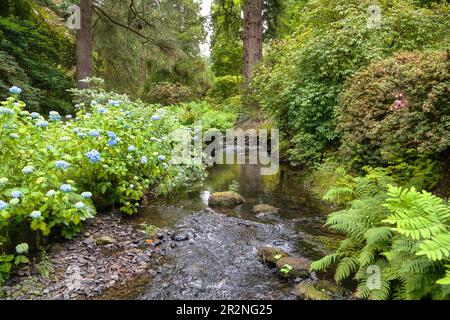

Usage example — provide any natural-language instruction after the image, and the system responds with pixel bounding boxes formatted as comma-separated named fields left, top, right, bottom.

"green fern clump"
left=311, top=170, right=450, bottom=300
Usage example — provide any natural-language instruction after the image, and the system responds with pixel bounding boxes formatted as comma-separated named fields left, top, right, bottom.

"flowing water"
left=99, top=150, right=341, bottom=300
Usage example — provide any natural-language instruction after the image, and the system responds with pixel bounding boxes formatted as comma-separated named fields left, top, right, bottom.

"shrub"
left=169, top=101, right=237, bottom=131
left=251, top=0, right=450, bottom=166
left=0, top=87, right=208, bottom=284
left=144, top=82, right=194, bottom=106
left=209, top=75, right=243, bottom=101
left=311, top=170, right=450, bottom=300
left=338, top=51, right=450, bottom=173
left=0, top=17, right=75, bottom=114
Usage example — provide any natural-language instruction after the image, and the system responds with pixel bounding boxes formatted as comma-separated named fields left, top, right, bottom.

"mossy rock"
left=252, top=204, right=279, bottom=214
left=257, top=246, right=289, bottom=265
left=276, top=257, right=311, bottom=278
left=208, top=192, right=245, bottom=207
left=295, top=282, right=333, bottom=300
left=313, top=280, right=345, bottom=296
left=96, top=235, right=116, bottom=245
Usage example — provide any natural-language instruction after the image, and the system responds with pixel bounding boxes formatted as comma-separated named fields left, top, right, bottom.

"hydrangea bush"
left=0, top=86, right=212, bottom=283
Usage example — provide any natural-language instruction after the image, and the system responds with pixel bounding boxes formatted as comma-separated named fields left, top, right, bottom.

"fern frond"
left=335, top=257, right=359, bottom=283
left=365, top=227, right=393, bottom=245
left=310, top=253, right=337, bottom=272
left=417, top=232, right=450, bottom=261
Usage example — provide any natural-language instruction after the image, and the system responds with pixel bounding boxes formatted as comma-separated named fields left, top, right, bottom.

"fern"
left=310, top=253, right=337, bottom=272
left=417, top=233, right=450, bottom=261
left=384, top=186, right=450, bottom=240
left=311, top=171, right=450, bottom=300
left=335, top=257, right=359, bottom=284
left=365, top=227, right=393, bottom=245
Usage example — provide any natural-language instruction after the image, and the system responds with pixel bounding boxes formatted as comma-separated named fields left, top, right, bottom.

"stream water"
left=98, top=150, right=340, bottom=300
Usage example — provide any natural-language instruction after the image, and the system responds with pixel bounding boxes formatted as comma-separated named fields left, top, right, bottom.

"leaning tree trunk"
left=243, top=0, right=263, bottom=82
left=76, top=0, right=93, bottom=89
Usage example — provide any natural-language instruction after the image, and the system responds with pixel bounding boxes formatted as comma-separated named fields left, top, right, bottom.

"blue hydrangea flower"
left=141, top=156, right=148, bottom=164
left=22, top=166, right=35, bottom=174
left=97, top=106, right=107, bottom=114
left=9, top=133, right=19, bottom=139
left=55, top=161, right=70, bottom=170
left=151, top=115, right=161, bottom=121
left=91, top=100, right=98, bottom=106
left=49, top=111, right=61, bottom=122
left=158, top=155, right=166, bottom=161
left=60, top=184, right=72, bottom=193
left=0, top=200, right=8, bottom=211
left=85, top=113, right=92, bottom=117
left=86, top=150, right=101, bottom=163
left=11, top=190, right=22, bottom=199
left=30, top=112, right=40, bottom=119
left=35, top=120, right=49, bottom=128
left=46, top=190, right=56, bottom=197
left=108, top=100, right=121, bottom=107
left=78, top=133, right=87, bottom=138
left=107, top=131, right=116, bottom=139
left=73, top=128, right=80, bottom=134
left=9, top=86, right=22, bottom=95
left=30, top=211, right=42, bottom=219
left=107, top=139, right=117, bottom=147
left=81, top=192, right=92, bottom=199
left=89, top=130, right=100, bottom=137
left=66, top=115, right=73, bottom=119
left=0, top=107, right=15, bottom=115
left=75, top=202, right=85, bottom=210
left=128, top=145, right=136, bottom=152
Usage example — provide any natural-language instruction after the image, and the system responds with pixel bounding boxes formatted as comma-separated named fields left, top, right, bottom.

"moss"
left=252, top=204, right=279, bottom=214
left=208, top=192, right=245, bottom=207
left=313, top=280, right=345, bottom=296
left=295, top=282, right=333, bottom=300
left=276, top=257, right=311, bottom=278
left=257, top=246, right=289, bottom=265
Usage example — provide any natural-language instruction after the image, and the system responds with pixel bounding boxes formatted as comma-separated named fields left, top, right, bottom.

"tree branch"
left=92, top=4, right=172, bottom=53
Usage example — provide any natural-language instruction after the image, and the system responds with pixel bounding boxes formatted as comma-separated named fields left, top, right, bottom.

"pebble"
left=2, top=211, right=167, bottom=300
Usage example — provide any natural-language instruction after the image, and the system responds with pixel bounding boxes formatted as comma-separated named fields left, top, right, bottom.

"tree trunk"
left=243, top=0, right=263, bottom=81
left=76, top=0, right=93, bottom=89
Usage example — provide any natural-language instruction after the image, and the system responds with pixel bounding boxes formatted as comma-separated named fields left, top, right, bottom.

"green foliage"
left=141, top=224, right=161, bottom=238
left=384, top=186, right=450, bottom=259
left=169, top=101, right=237, bottom=131
left=338, top=51, right=450, bottom=176
left=0, top=0, right=35, bottom=19
left=144, top=82, right=194, bottom=106
left=311, top=171, right=450, bottom=300
left=251, top=0, right=450, bottom=166
left=0, top=16, right=75, bottom=114
left=210, top=0, right=244, bottom=77
left=35, top=248, right=54, bottom=279
left=280, top=264, right=293, bottom=275
left=306, top=160, right=352, bottom=202
left=209, top=75, right=243, bottom=101
left=94, top=0, right=212, bottom=100
left=0, top=86, right=211, bottom=284
left=228, top=180, right=240, bottom=193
